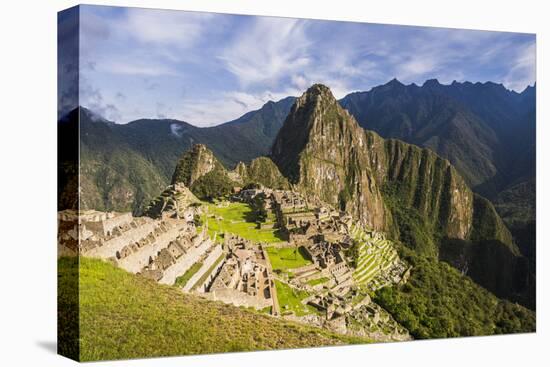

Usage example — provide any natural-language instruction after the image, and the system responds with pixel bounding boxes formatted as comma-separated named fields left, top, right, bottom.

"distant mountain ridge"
left=71, top=78, right=535, bottom=231
left=69, top=97, right=294, bottom=213
left=271, top=84, right=513, bottom=248
left=340, top=79, right=536, bottom=225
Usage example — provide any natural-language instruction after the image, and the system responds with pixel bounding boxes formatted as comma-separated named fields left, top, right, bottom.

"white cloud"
left=291, top=74, right=309, bottom=90
left=80, top=76, right=122, bottom=122
left=119, top=8, right=213, bottom=47
left=219, top=17, right=312, bottom=87
left=176, top=88, right=300, bottom=126
left=398, top=58, right=438, bottom=80
left=503, top=42, right=536, bottom=91
left=98, top=61, right=180, bottom=76
left=78, top=7, right=536, bottom=124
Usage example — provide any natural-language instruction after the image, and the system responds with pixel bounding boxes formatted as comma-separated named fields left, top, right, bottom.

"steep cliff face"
left=271, top=84, right=389, bottom=231
left=380, top=138, right=473, bottom=240
left=171, top=144, right=225, bottom=186
left=271, top=84, right=474, bottom=240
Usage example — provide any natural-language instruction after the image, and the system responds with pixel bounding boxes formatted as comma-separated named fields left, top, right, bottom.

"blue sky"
left=72, top=5, right=535, bottom=126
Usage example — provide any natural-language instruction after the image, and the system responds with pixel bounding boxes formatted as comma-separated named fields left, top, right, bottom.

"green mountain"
left=171, top=143, right=227, bottom=187
left=73, top=80, right=535, bottom=235
left=170, top=144, right=235, bottom=201
left=374, top=246, right=535, bottom=339
left=58, top=257, right=366, bottom=361
left=112, top=96, right=295, bottom=178
left=163, top=143, right=289, bottom=204
left=339, top=80, right=536, bottom=251
left=67, top=81, right=535, bottom=307
left=231, top=156, right=290, bottom=190
left=271, top=84, right=533, bottom=309
left=78, top=108, right=167, bottom=214
left=69, top=97, right=293, bottom=213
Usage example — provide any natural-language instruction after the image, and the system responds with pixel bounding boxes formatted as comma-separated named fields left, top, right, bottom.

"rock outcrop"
left=143, top=183, right=200, bottom=219
left=170, top=144, right=290, bottom=199
left=171, top=144, right=226, bottom=187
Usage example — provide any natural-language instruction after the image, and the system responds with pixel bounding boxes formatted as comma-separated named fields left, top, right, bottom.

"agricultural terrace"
left=350, top=224, right=399, bottom=286
left=175, top=262, right=203, bottom=288
left=307, top=277, right=330, bottom=287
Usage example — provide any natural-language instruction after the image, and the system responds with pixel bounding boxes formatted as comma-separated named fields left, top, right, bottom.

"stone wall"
left=84, top=220, right=158, bottom=259
left=207, top=288, right=272, bottom=310
left=101, top=212, right=133, bottom=236
left=183, top=245, right=223, bottom=292
left=194, top=253, right=226, bottom=293
left=158, top=238, right=214, bottom=285
left=116, top=221, right=188, bottom=273
left=262, top=247, right=280, bottom=315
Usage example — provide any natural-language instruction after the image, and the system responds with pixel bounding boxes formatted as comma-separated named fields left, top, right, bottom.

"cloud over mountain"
left=70, top=5, right=536, bottom=125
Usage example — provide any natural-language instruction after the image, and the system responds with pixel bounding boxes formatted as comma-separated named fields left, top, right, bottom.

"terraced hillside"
left=350, top=224, right=405, bottom=290
left=58, top=257, right=367, bottom=361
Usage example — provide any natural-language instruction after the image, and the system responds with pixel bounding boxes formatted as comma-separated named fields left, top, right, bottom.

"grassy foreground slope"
left=58, top=257, right=367, bottom=362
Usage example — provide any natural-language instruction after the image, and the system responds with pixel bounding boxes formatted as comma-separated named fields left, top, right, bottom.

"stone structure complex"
left=234, top=187, right=410, bottom=340
left=58, top=181, right=410, bottom=341
left=205, top=235, right=278, bottom=312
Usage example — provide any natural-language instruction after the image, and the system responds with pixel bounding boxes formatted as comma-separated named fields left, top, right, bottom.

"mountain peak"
left=376, top=78, right=405, bottom=92
left=79, top=106, right=114, bottom=125
left=288, top=84, right=341, bottom=120
left=387, top=78, right=403, bottom=86
left=306, top=83, right=333, bottom=94
left=171, top=143, right=224, bottom=187
left=423, top=78, right=441, bottom=87
left=272, top=85, right=352, bottom=182
left=296, top=83, right=336, bottom=105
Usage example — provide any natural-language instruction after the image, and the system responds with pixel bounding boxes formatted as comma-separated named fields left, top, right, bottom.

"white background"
left=0, top=0, right=547, bottom=365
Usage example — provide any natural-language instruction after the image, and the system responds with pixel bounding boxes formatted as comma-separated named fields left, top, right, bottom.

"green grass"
left=274, top=280, right=319, bottom=316
left=201, top=201, right=283, bottom=243
left=266, top=246, right=312, bottom=271
left=58, top=257, right=368, bottom=361
left=191, top=254, right=225, bottom=291
left=307, top=277, right=330, bottom=287
left=259, top=306, right=273, bottom=314
left=174, top=262, right=203, bottom=287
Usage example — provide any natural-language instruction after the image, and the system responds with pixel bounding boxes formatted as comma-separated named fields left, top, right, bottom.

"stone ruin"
left=58, top=184, right=412, bottom=342
left=57, top=208, right=218, bottom=288
left=204, top=244, right=278, bottom=313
